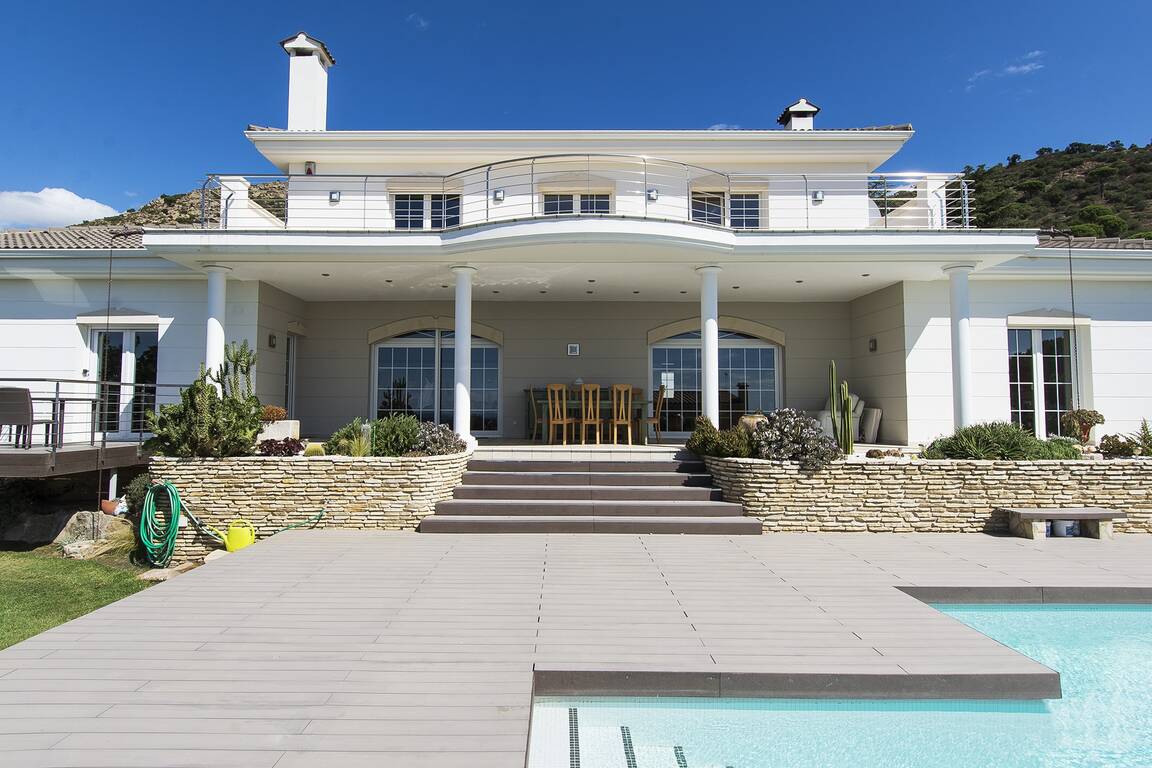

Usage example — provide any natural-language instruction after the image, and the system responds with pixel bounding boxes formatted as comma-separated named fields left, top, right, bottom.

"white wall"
left=903, top=278, right=1152, bottom=444
left=850, top=283, right=908, bottom=444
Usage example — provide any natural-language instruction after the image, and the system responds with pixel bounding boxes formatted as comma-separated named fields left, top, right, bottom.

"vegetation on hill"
left=966, top=141, right=1152, bottom=238
left=81, top=182, right=285, bottom=228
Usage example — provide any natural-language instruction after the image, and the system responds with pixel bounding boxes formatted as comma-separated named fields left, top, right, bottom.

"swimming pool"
left=527, top=604, right=1152, bottom=767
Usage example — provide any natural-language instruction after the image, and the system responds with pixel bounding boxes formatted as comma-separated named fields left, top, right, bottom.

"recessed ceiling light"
left=441, top=284, right=448, bottom=288
left=539, top=290, right=548, bottom=294
left=321, top=273, right=330, bottom=277
left=795, top=280, right=804, bottom=284
left=588, top=279, right=596, bottom=283
left=732, top=286, right=740, bottom=290
left=385, top=279, right=393, bottom=283
left=492, top=290, right=500, bottom=294
left=586, top=290, right=594, bottom=294
left=861, top=273, right=870, bottom=277
left=633, top=290, right=640, bottom=294
left=680, top=290, right=688, bottom=294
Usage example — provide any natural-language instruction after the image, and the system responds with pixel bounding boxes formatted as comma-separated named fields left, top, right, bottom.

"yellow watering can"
left=204, top=519, right=257, bottom=552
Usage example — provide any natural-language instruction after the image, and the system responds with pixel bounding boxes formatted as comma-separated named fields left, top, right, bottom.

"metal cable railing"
left=195, top=155, right=973, bottom=232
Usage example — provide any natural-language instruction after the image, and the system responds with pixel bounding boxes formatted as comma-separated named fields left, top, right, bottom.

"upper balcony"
left=199, top=154, right=973, bottom=233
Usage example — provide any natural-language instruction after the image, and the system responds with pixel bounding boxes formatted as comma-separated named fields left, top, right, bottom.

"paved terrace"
left=2, top=531, right=1152, bottom=767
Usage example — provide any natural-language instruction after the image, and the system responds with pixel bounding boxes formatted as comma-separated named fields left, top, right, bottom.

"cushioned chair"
left=815, top=393, right=865, bottom=441
left=0, top=387, right=53, bottom=449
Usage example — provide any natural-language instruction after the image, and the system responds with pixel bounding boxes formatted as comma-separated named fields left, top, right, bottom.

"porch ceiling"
left=222, top=258, right=935, bottom=302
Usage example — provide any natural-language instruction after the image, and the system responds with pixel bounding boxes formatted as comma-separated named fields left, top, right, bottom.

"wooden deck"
left=0, top=442, right=147, bottom=478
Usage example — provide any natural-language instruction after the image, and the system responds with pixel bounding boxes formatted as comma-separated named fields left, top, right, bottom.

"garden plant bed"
left=150, top=451, right=470, bottom=561
left=704, top=457, right=1152, bottom=533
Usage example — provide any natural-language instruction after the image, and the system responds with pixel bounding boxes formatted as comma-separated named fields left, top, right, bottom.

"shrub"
left=686, top=416, right=720, bottom=457
left=924, top=422, right=1085, bottom=460
left=749, top=409, right=841, bottom=471
left=1060, top=409, right=1104, bottom=443
left=261, top=405, right=288, bottom=423
left=345, top=432, right=372, bottom=457
left=324, top=418, right=365, bottom=455
left=257, top=438, right=304, bottom=456
left=303, top=442, right=326, bottom=457
left=1099, top=434, right=1137, bottom=457
left=369, top=414, right=421, bottom=457
left=711, top=428, right=752, bottom=458
left=412, top=422, right=467, bottom=456
left=124, top=473, right=153, bottom=516
left=145, top=341, right=262, bottom=458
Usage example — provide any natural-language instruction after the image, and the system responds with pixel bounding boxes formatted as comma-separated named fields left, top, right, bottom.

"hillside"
left=79, top=143, right=1152, bottom=237
left=966, top=141, right=1152, bottom=237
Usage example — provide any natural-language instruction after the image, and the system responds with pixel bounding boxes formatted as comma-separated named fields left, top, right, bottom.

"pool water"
left=527, top=605, right=1152, bottom=767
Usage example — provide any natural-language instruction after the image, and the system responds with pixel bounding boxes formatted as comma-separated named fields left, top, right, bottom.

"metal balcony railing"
left=0, top=378, right=188, bottom=455
left=197, top=154, right=974, bottom=232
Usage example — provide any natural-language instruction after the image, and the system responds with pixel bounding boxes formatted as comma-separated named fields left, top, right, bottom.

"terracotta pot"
left=738, top=414, right=767, bottom=434
left=99, top=499, right=119, bottom=515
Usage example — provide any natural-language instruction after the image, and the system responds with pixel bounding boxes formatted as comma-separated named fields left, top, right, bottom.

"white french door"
left=92, top=329, right=159, bottom=439
left=1007, top=328, right=1075, bottom=438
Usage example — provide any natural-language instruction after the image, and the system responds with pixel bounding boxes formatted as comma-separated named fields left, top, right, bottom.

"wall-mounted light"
left=492, top=188, right=505, bottom=203
left=304, top=161, right=316, bottom=176
left=329, top=190, right=341, bottom=204
left=647, top=188, right=659, bottom=202
left=868, top=338, right=877, bottom=353
left=811, top=190, right=824, bottom=203
left=567, top=343, right=580, bottom=356
left=268, top=334, right=278, bottom=349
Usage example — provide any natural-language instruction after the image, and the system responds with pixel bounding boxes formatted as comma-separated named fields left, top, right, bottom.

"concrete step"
left=462, top=471, right=715, bottom=487
left=453, top=484, right=723, bottom=501
left=434, top=499, right=744, bottom=517
left=419, top=515, right=763, bottom=534
left=466, top=460, right=706, bottom=474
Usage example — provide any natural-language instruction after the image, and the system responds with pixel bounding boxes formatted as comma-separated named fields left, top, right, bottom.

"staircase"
left=420, top=450, right=760, bottom=534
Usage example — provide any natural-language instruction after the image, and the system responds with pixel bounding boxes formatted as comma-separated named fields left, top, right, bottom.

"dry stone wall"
left=704, top=457, right=1152, bottom=533
left=151, top=452, right=469, bottom=562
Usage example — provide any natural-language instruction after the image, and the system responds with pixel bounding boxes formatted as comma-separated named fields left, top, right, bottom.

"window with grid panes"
left=730, top=193, right=761, bottom=229
left=691, top=192, right=725, bottom=225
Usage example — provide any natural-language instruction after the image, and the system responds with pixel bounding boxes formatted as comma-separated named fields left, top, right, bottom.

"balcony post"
left=204, top=265, right=230, bottom=389
left=944, top=264, right=976, bottom=429
left=451, top=265, right=478, bottom=449
left=697, top=265, right=722, bottom=427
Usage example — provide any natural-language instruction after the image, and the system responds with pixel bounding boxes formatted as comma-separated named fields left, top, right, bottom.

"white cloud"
left=1003, top=62, right=1043, bottom=76
left=0, top=188, right=118, bottom=229
left=1024, top=50, right=1045, bottom=59
left=707, top=123, right=741, bottom=130
left=405, top=12, right=429, bottom=30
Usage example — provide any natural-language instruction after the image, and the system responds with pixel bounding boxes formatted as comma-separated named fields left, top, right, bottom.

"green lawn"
left=0, top=551, right=150, bottom=650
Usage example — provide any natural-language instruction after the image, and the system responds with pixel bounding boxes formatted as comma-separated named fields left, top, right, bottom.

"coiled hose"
left=139, top=481, right=182, bottom=568
left=139, top=480, right=326, bottom=568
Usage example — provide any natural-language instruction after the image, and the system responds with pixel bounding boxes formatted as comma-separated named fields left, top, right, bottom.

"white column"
left=697, top=266, right=722, bottom=426
left=944, top=264, right=975, bottom=429
left=204, top=266, right=230, bottom=384
left=451, top=266, right=477, bottom=448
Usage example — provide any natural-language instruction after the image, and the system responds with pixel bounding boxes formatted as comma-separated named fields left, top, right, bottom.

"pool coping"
left=898, top=586, right=1152, bottom=604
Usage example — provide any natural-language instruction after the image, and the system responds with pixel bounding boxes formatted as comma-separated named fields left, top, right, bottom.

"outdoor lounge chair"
left=815, top=393, right=865, bottom=441
left=0, top=387, right=54, bottom=449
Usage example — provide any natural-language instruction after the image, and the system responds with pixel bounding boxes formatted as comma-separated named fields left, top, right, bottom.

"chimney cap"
left=776, top=98, right=821, bottom=126
left=280, top=32, right=336, bottom=67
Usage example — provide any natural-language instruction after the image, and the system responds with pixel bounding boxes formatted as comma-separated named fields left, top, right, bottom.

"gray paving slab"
left=3, top=530, right=1152, bottom=767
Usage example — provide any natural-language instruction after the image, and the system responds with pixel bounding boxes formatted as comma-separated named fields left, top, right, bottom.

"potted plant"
left=1060, top=409, right=1105, bottom=444
left=257, top=404, right=300, bottom=441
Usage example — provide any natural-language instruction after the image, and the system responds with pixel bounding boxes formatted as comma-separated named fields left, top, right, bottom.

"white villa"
left=2, top=32, right=1151, bottom=453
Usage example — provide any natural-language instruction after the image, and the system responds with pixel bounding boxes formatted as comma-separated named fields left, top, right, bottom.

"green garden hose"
left=139, top=480, right=326, bottom=568
left=139, top=481, right=182, bottom=568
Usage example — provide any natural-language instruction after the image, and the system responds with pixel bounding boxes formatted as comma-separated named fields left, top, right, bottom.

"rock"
left=137, top=561, right=197, bottom=581
left=172, top=561, right=198, bottom=573
left=62, top=540, right=97, bottom=559
left=54, top=509, right=127, bottom=546
left=203, top=549, right=229, bottom=563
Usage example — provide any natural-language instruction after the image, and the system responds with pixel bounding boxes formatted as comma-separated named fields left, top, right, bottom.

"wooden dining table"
left=524, top=387, right=651, bottom=444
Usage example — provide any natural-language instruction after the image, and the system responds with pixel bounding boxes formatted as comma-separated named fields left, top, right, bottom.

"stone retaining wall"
left=150, top=452, right=470, bottom=562
left=703, top=457, right=1152, bottom=533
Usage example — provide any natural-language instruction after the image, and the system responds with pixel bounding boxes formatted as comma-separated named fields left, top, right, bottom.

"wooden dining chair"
left=608, top=384, right=633, bottom=445
left=527, top=388, right=547, bottom=442
left=577, top=384, right=603, bottom=445
left=641, top=385, right=667, bottom=444
left=545, top=384, right=576, bottom=445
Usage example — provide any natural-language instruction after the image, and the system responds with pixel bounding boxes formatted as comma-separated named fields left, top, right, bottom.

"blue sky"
left=2, top=0, right=1150, bottom=228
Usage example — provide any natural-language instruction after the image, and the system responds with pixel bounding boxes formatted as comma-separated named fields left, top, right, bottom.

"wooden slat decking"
left=0, top=442, right=147, bottom=478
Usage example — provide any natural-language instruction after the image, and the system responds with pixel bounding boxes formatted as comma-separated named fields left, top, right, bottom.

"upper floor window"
left=691, top=192, right=725, bottom=225
left=543, top=193, right=612, bottom=216
left=393, top=193, right=461, bottom=229
left=730, top=193, right=761, bottom=229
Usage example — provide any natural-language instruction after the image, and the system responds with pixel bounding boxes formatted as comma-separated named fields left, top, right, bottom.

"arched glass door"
left=373, top=330, right=501, bottom=435
left=650, top=331, right=780, bottom=433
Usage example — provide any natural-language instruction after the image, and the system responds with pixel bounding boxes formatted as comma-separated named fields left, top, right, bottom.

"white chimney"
left=280, top=32, right=335, bottom=131
left=777, top=98, right=820, bottom=131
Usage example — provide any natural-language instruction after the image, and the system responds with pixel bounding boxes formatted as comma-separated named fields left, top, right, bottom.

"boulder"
left=62, top=540, right=97, bottom=559
left=54, top=510, right=128, bottom=546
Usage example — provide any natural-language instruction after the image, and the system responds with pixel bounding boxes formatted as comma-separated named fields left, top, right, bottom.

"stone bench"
left=1002, top=507, right=1126, bottom=540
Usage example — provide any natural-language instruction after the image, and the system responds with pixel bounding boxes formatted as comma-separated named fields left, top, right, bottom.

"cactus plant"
left=828, top=360, right=853, bottom=455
